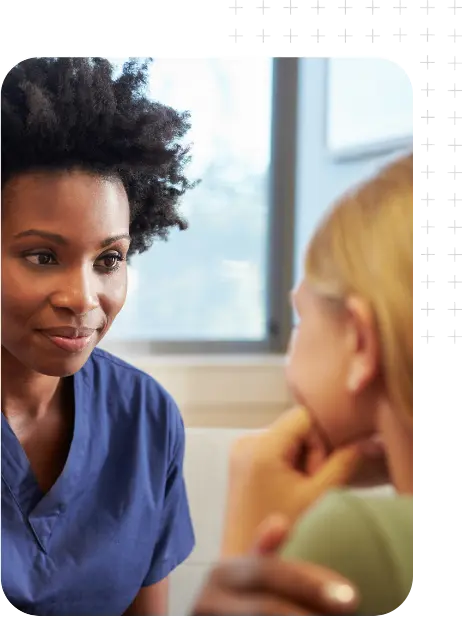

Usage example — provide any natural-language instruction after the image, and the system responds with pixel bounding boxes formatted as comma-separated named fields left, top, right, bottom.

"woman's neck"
left=1, top=346, right=62, bottom=421
left=377, top=401, right=413, bottom=495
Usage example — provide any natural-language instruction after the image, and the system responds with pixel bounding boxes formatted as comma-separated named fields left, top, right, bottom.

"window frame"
left=102, top=58, right=299, bottom=356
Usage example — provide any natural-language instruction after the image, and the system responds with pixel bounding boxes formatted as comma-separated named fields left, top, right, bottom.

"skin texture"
left=286, top=281, right=379, bottom=451
left=220, top=407, right=364, bottom=557
left=2, top=171, right=130, bottom=378
left=1, top=170, right=168, bottom=615
left=192, top=515, right=359, bottom=616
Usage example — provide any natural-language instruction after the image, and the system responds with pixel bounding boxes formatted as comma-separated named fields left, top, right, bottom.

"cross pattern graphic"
left=417, top=109, right=440, bottom=126
left=444, top=0, right=462, bottom=15
left=337, top=24, right=353, bottom=47
left=310, top=24, right=327, bottom=47
left=309, top=0, right=328, bottom=15
left=282, top=24, right=306, bottom=45
left=447, top=216, right=462, bottom=263
left=416, top=217, right=441, bottom=264
left=448, top=191, right=462, bottom=208
left=338, top=1, right=352, bottom=14
left=255, top=0, right=273, bottom=15
left=416, top=300, right=441, bottom=319
left=228, top=0, right=247, bottom=14
left=447, top=158, right=462, bottom=184
left=392, top=0, right=409, bottom=16
left=417, top=24, right=441, bottom=45
left=417, top=191, right=438, bottom=208
left=363, top=0, right=382, bottom=16
left=416, top=135, right=439, bottom=152
left=447, top=137, right=462, bottom=152
left=416, top=79, right=439, bottom=99
left=417, top=328, right=439, bottom=344
left=281, top=0, right=300, bottom=15
left=356, top=24, right=383, bottom=47
left=416, top=271, right=442, bottom=290
left=392, top=24, right=409, bottom=47
left=419, top=0, right=440, bottom=17
left=447, top=56, right=462, bottom=73
left=446, top=328, right=462, bottom=345
left=416, top=159, right=441, bottom=183
left=419, top=53, right=439, bottom=71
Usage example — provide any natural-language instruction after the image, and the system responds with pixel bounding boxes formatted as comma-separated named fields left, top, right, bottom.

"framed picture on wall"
left=325, top=58, right=413, bottom=160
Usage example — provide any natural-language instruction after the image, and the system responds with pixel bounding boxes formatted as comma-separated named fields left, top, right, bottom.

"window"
left=104, top=58, right=298, bottom=353
left=293, top=59, right=412, bottom=284
left=326, top=58, right=412, bottom=159
left=103, top=57, right=411, bottom=357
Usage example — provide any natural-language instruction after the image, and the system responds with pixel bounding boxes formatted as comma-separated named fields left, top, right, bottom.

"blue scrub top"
left=1, top=349, right=195, bottom=616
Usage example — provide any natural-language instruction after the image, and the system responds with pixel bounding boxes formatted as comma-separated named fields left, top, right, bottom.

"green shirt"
left=280, top=490, right=412, bottom=616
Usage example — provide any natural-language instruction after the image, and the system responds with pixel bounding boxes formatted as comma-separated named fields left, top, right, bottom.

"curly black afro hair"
left=1, top=57, right=196, bottom=255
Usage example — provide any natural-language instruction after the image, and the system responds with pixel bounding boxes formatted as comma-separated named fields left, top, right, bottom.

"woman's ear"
left=344, top=296, right=380, bottom=394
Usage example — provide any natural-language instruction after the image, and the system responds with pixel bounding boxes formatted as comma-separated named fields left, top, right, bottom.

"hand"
left=306, top=430, right=390, bottom=489
left=191, top=516, right=358, bottom=616
left=221, top=407, right=365, bottom=556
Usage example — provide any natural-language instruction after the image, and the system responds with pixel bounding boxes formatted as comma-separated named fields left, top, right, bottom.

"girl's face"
left=1, top=170, right=130, bottom=377
left=286, top=279, right=378, bottom=449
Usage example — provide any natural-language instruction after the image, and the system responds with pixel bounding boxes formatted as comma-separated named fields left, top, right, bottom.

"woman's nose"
left=49, top=268, right=99, bottom=316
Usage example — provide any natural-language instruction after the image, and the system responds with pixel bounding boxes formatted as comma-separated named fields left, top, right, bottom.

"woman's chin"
left=24, top=348, right=95, bottom=378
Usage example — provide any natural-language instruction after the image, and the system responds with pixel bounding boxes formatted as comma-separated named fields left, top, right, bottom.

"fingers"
left=192, top=589, right=320, bottom=616
left=308, top=444, right=363, bottom=496
left=268, top=406, right=311, bottom=440
left=265, top=406, right=312, bottom=453
left=211, top=557, right=358, bottom=616
left=251, top=515, right=291, bottom=555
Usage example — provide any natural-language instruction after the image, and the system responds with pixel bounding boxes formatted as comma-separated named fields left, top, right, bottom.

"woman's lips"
left=40, top=331, right=96, bottom=353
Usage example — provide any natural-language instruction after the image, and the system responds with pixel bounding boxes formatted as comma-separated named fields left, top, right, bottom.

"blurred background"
left=100, top=57, right=412, bottom=614
left=101, top=56, right=412, bottom=428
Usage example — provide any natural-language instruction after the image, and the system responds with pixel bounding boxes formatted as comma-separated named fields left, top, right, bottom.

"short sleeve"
left=142, top=401, right=195, bottom=586
left=280, top=491, right=412, bottom=616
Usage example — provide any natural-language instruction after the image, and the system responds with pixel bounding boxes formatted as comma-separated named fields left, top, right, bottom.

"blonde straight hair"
left=305, top=154, right=413, bottom=420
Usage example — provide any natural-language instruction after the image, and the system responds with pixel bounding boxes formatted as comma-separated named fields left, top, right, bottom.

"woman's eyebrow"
left=100, top=234, right=131, bottom=248
left=13, top=230, right=131, bottom=248
left=13, top=229, right=67, bottom=245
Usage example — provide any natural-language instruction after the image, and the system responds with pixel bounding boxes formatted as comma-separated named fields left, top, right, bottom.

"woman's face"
left=286, top=279, right=377, bottom=449
left=1, top=170, right=130, bottom=377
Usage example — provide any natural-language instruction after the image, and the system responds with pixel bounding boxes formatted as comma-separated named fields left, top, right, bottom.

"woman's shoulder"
left=79, top=348, right=184, bottom=441
left=84, top=347, right=173, bottom=401
left=314, top=487, right=412, bottom=524
left=284, top=487, right=412, bottom=556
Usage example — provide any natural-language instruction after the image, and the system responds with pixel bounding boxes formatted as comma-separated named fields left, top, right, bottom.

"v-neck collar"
left=1, top=367, right=90, bottom=552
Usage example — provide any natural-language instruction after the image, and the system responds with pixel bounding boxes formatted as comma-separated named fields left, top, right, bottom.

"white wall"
left=121, top=355, right=291, bottom=428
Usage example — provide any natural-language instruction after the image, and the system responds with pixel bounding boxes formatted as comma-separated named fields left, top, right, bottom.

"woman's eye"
left=25, top=253, right=57, bottom=266
left=97, top=253, right=124, bottom=271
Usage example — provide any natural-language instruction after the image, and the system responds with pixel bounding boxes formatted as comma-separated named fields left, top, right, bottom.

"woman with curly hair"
left=3, top=56, right=358, bottom=617
left=1, top=57, right=198, bottom=616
